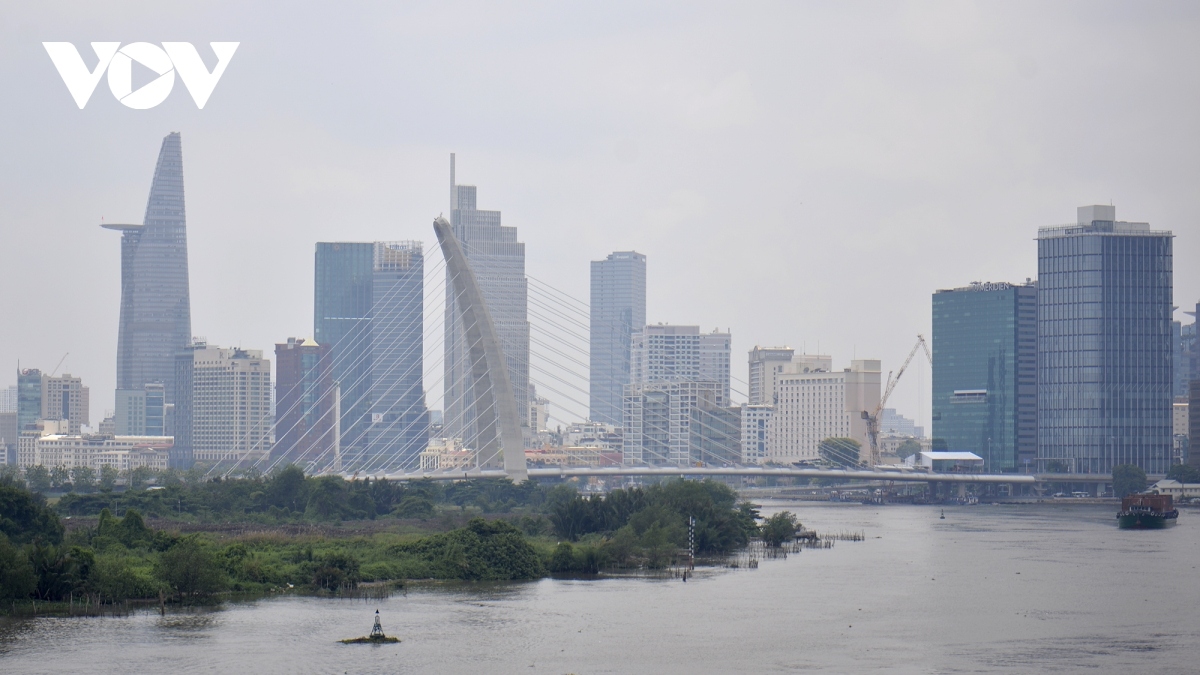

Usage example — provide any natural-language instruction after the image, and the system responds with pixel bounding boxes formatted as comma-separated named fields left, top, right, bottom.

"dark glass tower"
left=314, top=242, right=374, bottom=462
left=932, top=281, right=1038, bottom=472
left=1036, top=205, right=1173, bottom=475
left=366, top=242, right=428, bottom=471
left=590, top=251, right=647, bottom=425
left=314, top=242, right=428, bottom=472
left=105, top=132, right=192, bottom=410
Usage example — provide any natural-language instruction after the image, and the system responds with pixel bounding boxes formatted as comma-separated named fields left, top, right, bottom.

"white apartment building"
left=631, top=325, right=731, bottom=395
left=191, top=347, right=272, bottom=464
left=741, top=404, right=773, bottom=464
left=623, top=380, right=725, bottom=465
left=767, top=358, right=881, bottom=464
left=1174, top=400, right=1189, bottom=438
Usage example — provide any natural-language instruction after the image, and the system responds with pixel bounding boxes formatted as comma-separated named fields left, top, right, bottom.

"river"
left=3, top=502, right=1199, bottom=674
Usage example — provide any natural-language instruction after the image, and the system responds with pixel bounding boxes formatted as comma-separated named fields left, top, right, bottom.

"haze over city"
left=2, top=2, right=1197, bottom=431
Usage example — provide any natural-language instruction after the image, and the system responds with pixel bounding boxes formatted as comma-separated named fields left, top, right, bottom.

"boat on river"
left=1117, top=494, right=1178, bottom=529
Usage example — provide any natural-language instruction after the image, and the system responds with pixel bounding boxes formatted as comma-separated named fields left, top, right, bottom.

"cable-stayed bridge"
left=223, top=214, right=1079, bottom=492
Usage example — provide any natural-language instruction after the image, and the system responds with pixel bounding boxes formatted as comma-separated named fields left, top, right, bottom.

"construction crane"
left=50, top=352, right=69, bottom=377
left=862, top=335, right=932, bottom=467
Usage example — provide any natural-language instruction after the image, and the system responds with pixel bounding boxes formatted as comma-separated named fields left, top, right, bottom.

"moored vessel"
left=1117, top=494, right=1178, bottom=529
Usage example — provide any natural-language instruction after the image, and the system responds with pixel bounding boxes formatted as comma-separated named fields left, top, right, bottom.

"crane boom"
left=864, top=335, right=931, bottom=466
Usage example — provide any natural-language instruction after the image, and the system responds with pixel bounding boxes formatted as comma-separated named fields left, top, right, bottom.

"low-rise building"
left=903, top=451, right=984, bottom=472
left=418, top=438, right=473, bottom=472
left=16, top=421, right=170, bottom=472
left=1148, top=479, right=1200, bottom=500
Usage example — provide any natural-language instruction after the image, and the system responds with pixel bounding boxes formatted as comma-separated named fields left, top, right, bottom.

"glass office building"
left=366, top=242, right=428, bottom=471
left=590, top=251, right=647, bottom=425
left=314, top=242, right=375, bottom=460
left=932, top=282, right=1038, bottom=472
left=1036, top=205, right=1173, bottom=475
left=105, top=132, right=192, bottom=411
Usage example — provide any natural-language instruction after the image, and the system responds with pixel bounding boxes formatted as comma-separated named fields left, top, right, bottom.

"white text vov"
left=43, top=42, right=239, bottom=109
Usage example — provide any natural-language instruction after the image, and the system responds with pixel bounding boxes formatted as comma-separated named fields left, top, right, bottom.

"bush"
left=761, top=512, right=799, bottom=547
left=391, top=518, right=544, bottom=581
left=156, top=537, right=228, bottom=599
left=0, top=475, right=65, bottom=545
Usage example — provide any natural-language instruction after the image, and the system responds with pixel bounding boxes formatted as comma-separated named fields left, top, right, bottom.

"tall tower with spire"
left=443, top=154, right=530, bottom=455
left=104, top=132, right=192, bottom=414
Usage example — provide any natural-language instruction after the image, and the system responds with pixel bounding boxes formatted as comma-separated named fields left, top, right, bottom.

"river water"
left=4, top=502, right=1200, bottom=674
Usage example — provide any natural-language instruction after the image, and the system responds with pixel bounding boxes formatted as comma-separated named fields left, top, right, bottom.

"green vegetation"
left=56, top=466, right=550, bottom=523
left=1, top=470, right=782, bottom=613
left=1113, top=464, right=1148, bottom=498
left=760, top=511, right=800, bottom=547
left=818, top=437, right=862, bottom=467
left=1166, top=464, right=1200, bottom=484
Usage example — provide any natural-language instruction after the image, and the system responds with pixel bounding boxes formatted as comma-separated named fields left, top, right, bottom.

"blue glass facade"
left=590, top=251, right=647, bottom=426
left=315, top=242, right=375, bottom=460
left=1036, top=207, right=1173, bottom=474
left=932, top=282, right=1038, bottom=472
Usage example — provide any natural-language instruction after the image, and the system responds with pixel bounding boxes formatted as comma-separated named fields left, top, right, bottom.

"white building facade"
left=741, top=404, right=773, bottom=464
left=191, top=347, right=272, bottom=464
left=767, top=358, right=881, bottom=464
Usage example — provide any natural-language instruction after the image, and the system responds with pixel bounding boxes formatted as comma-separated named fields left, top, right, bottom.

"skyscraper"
left=589, top=251, right=647, bottom=425
left=366, top=242, right=428, bottom=471
left=443, top=154, right=529, bottom=450
left=104, top=132, right=192, bottom=414
left=314, top=241, right=428, bottom=471
left=314, top=242, right=374, bottom=459
left=1037, top=205, right=1173, bottom=474
left=931, top=281, right=1038, bottom=472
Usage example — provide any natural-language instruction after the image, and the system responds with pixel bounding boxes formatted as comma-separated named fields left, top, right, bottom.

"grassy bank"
left=1, top=470, right=790, bottom=615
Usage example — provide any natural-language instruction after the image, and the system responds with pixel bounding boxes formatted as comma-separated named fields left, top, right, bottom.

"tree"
left=155, top=537, right=227, bottom=599
left=98, top=465, right=119, bottom=492
left=128, top=466, right=155, bottom=490
left=761, top=511, right=799, bottom=547
left=49, top=466, right=70, bottom=489
left=1167, top=464, right=1200, bottom=484
left=24, top=466, right=51, bottom=493
left=1113, top=464, right=1147, bottom=498
left=818, top=437, right=862, bottom=467
left=0, top=533, right=36, bottom=600
left=896, top=438, right=922, bottom=460
left=72, top=466, right=96, bottom=492
left=0, top=474, right=64, bottom=545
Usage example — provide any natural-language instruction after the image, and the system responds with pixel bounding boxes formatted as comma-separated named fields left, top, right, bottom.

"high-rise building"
left=104, top=132, right=192, bottom=413
left=171, top=340, right=205, bottom=468
left=443, top=154, right=529, bottom=450
left=622, top=380, right=725, bottom=465
left=1037, top=205, right=1173, bottom=474
left=0, top=385, right=16, bottom=413
left=767, top=358, right=881, bottom=464
left=700, top=330, right=732, bottom=403
left=273, top=337, right=334, bottom=467
left=115, top=382, right=164, bottom=436
left=589, top=251, right=647, bottom=425
left=0, top=411, right=16, bottom=465
left=314, top=241, right=428, bottom=471
left=16, top=369, right=43, bottom=431
left=748, top=347, right=794, bottom=406
left=365, top=242, right=428, bottom=471
left=931, top=281, right=1038, bottom=472
left=15, top=370, right=89, bottom=435
left=188, top=346, right=272, bottom=465
left=314, top=242, right=374, bottom=458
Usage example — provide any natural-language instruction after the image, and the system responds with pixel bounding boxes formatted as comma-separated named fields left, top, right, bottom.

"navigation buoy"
left=940, top=509, right=945, bottom=520
left=340, top=609, right=400, bottom=644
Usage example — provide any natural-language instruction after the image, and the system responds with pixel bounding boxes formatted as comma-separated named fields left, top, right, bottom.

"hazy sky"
left=2, top=1, right=1197, bottom=432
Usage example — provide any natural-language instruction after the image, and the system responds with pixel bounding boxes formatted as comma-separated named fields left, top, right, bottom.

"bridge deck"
left=366, top=466, right=1043, bottom=484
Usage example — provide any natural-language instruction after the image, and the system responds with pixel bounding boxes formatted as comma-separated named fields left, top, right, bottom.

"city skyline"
left=2, top=4, right=1199, bottom=438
